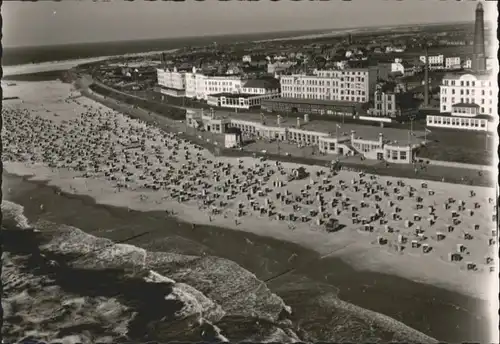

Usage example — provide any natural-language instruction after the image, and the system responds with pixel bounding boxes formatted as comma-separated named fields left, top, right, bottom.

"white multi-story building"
left=444, top=57, right=461, bottom=70
left=157, top=67, right=279, bottom=104
left=439, top=73, right=495, bottom=115
left=419, top=54, right=444, bottom=70
left=428, top=72, right=496, bottom=131
left=280, top=68, right=375, bottom=103
left=156, top=67, right=186, bottom=97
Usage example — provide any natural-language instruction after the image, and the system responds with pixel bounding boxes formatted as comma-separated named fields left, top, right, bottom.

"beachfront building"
left=279, top=68, right=376, bottom=103
left=187, top=110, right=422, bottom=164
left=261, top=98, right=360, bottom=119
left=429, top=72, right=496, bottom=131
left=206, top=79, right=280, bottom=110
left=157, top=67, right=279, bottom=109
left=426, top=103, right=493, bottom=132
left=383, top=142, right=413, bottom=164
left=207, top=92, right=280, bottom=110
left=439, top=73, right=495, bottom=116
left=185, top=109, right=231, bottom=134
left=156, top=67, right=186, bottom=97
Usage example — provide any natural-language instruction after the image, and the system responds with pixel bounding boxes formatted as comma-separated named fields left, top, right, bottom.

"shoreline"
left=4, top=160, right=494, bottom=303
left=2, top=48, right=179, bottom=77
left=2, top=172, right=491, bottom=343
left=2, top=80, right=496, bottom=303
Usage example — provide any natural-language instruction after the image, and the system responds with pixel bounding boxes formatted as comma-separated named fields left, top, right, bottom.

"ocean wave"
left=3, top=199, right=439, bottom=343
left=3, top=200, right=298, bottom=342
left=1, top=200, right=32, bottom=229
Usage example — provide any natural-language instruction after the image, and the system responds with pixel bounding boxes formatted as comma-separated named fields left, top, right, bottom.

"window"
left=452, top=89, right=455, bottom=95
left=400, top=151, right=407, bottom=161
left=392, top=150, right=398, bottom=160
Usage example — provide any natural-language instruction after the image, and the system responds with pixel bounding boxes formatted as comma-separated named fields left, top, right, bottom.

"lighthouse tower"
left=472, top=2, right=486, bottom=72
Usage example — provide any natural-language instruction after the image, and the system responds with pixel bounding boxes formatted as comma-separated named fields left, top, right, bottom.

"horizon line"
left=4, top=20, right=477, bottom=50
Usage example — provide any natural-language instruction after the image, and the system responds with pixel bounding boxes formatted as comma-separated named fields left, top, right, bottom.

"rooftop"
left=243, top=79, right=280, bottom=89
left=193, top=109, right=426, bottom=142
left=209, top=92, right=258, bottom=99
left=452, top=103, right=480, bottom=108
left=442, top=72, right=491, bottom=80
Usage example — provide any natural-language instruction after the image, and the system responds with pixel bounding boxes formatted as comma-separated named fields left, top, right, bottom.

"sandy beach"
left=2, top=80, right=497, bottom=306
left=2, top=49, right=178, bottom=77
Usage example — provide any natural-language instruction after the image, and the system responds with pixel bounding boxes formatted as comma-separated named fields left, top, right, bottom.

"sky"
left=2, top=0, right=496, bottom=48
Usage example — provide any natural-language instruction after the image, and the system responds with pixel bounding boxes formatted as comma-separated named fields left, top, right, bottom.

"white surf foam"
left=1, top=200, right=32, bottom=229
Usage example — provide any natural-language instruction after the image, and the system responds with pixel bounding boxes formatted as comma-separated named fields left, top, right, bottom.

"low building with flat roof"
left=261, top=97, right=362, bottom=118
left=186, top=109, right=424, bottom=164
left=207, top=91, right=279, bottom=110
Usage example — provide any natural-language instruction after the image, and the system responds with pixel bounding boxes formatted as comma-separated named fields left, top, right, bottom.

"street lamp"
left=408, top=114, right=415, bottom=146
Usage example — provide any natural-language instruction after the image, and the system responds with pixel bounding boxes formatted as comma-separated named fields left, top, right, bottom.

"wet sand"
left=3, top=173, right=491, bottom=343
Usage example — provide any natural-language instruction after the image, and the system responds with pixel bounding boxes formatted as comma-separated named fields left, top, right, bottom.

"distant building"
left=385, top=46, right=406, bottom=53
left=419, top=54, right=444, bottom=70
left=391, top=62, right=405, bottom=75
left=267, top=61, right=296, bottom=74
left=444, top=57, right=461, bottom=70
left=463, top=58, right=472, bottom=69
left=242, top=55, right=252, bottom=63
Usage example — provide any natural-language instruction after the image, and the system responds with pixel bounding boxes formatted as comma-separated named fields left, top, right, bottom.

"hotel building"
left=427, top=72, right=496, bottom=131
left=280, top=68, right=377, bottom=103
left=157, top=67, right=279, bottom=109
